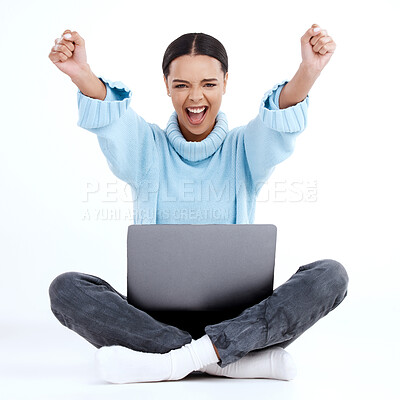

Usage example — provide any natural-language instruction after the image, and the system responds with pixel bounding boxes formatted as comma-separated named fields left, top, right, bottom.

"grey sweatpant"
left=49, top=259, right=348, bottom=368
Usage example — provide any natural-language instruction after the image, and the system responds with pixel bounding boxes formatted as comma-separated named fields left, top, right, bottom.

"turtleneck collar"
left=165, top=111, right=229, bottom=162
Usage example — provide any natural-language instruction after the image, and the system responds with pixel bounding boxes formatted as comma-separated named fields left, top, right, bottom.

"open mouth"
left=186, top=106, right=208, bottom=125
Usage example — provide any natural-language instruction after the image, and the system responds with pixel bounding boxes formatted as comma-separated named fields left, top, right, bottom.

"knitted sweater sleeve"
left=243, top=80, right=309, bottom=193
left=76, top=76, right=156, bottom=187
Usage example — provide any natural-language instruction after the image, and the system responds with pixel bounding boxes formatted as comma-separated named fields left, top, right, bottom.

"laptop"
left=127, top=224, right=277, bottom=338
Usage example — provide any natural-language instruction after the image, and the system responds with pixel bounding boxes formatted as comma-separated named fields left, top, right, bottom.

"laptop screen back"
left=127, top=224, right=277, bottom=313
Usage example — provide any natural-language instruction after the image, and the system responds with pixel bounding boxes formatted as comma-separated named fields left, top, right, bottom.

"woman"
left=48, top=25, right=348, bottom=383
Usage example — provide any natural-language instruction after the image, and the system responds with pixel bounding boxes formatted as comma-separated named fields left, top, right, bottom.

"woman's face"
left=164, top=55, right=228, bottom=142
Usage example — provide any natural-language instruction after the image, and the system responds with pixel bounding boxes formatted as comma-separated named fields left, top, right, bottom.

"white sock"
left=198, top=346, right=297, bottom=380
left=95, top=335, right=219, bottom=383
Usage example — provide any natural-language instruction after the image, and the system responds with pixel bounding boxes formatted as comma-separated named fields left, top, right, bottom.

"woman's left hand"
left=301, top=24, right=336, bottom=73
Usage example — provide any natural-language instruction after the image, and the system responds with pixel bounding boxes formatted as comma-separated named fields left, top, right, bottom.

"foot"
left=199, top=346, right=297, bottom=380
left=95, top=335, right=219, bottom=383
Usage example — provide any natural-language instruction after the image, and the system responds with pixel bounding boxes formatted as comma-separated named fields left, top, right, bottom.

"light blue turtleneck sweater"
left=77, top=77, right=309, bottom=224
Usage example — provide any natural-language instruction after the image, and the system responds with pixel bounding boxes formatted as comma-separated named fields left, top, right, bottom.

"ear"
left=164, top=75, right=171, bottom=96
left=223, top=72, right=228, bottom=95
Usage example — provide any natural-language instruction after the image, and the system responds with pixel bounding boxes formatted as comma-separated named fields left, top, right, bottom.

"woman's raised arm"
left=241, top=24, right=335, bottom=191
left=48, top=29, right=158, bottom=190
left=279, top=24, right=336, bottom=109
left=49, top=29, right=106, bottom=100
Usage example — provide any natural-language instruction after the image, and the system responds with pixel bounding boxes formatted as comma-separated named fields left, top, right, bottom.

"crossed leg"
left=49, top=259, right=348, bottom=382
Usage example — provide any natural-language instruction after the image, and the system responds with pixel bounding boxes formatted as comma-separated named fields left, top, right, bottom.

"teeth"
left=187, top=107, right=206, bottom=113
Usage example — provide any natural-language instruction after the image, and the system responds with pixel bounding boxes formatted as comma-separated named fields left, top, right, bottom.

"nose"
left=189, top=86, right=203, bottom=103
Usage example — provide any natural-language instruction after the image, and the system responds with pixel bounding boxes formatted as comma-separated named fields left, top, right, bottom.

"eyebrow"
left=172, top=78, right=219, bottom=83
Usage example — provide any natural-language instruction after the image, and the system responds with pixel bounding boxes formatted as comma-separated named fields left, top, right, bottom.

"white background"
left=1, top=0, right=399, bottom=399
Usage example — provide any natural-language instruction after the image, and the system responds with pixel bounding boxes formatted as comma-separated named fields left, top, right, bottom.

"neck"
left=178, top=119, right=216, bottom=142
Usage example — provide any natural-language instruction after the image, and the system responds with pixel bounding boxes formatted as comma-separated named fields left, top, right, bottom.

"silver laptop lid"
left=127, top=224, right=277, bottom=312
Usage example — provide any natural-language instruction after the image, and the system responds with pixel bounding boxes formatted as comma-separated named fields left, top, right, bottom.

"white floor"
left=1, top=291, right=399, bottom=400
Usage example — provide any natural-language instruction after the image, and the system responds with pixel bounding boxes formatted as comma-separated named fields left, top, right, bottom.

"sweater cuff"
left=77, top=76, right=132, bottom=129
left=259, top=80, right=309, bottom=133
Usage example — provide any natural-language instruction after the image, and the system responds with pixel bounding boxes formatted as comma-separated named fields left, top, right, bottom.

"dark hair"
left=162, top=33, right=228, bottom=78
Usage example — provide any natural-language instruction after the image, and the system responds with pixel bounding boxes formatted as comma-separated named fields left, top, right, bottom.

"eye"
left=174, top=84, right=187, bottom=88
left=204, top=83, right=216, bottom=87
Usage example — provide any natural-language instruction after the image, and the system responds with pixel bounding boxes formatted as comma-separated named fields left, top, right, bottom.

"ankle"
left=212, top=343, right=221, bottom=360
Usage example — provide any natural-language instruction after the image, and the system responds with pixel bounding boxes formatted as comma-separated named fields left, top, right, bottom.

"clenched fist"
left=49, top=29, right=106, bottom=100
left=48, top=29, right=89, bottom=80
left=301, top=24, right=336, bottom=73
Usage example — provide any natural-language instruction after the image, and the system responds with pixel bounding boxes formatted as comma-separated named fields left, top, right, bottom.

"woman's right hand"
left=49, top=29, right=90, bottom=80
left=49, top=29, right=106, bottom=100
